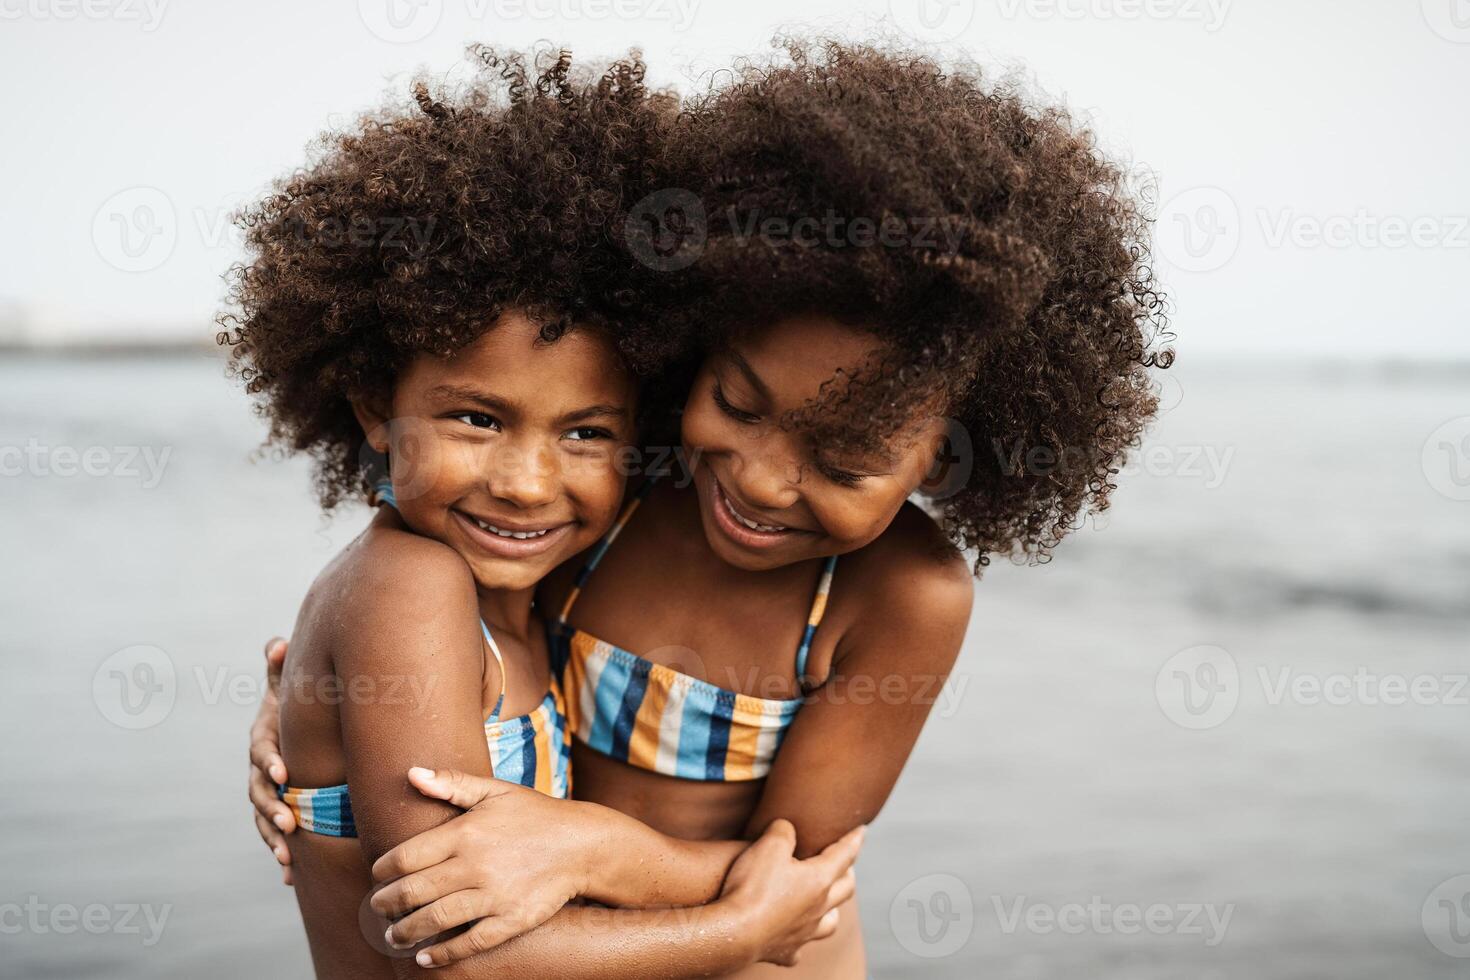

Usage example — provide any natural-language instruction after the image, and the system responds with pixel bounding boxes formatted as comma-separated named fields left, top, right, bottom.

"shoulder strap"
left=372, top=477, right=398, bottom=509
left=795, top=555, right=838, bottom=686
left=481, top=619, right=507, bottom=723
left=556, top=474, right=661, bottom=625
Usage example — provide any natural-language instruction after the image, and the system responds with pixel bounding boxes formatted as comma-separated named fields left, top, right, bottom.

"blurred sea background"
left=2, top=349, right=1466, bottom=979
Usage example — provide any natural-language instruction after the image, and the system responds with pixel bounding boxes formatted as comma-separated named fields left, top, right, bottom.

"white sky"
left=1, top=0, right=1466, bottom=356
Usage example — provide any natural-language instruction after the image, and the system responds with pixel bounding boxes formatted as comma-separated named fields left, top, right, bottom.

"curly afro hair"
left=653, top=37, right=1173, bottom=569
left=217, top=44, right=683, bottom=509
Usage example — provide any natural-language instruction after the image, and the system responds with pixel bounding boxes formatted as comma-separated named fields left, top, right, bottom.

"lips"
left=450, top=508, right=572, bottom=560
left=708, top=477, right=800, bottom=551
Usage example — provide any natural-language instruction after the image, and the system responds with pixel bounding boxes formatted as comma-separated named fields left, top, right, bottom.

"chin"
left=467, top=555, right=555, bottom=592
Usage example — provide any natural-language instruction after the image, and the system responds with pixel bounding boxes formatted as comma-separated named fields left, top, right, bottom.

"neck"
left=476, top=585, right=538, bottom=643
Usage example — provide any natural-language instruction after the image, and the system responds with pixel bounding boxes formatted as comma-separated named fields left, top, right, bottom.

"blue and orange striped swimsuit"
left=552, top=478, right=837, bottom=782
left=278, top=484, right=573, bottom=837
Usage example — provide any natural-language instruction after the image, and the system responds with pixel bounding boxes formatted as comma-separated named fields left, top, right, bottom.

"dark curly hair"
left=651, top=37, right=1173, bottom=569
left=217, top=44, right=684, bottom=508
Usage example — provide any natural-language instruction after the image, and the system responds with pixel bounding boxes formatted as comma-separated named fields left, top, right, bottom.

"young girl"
left=225, top=46, right=862, bottom=979
left=248, top=38, right=1170, bottom=977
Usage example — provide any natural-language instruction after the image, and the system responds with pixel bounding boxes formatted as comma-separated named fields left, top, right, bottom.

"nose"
left=728, top=445, right=800, bottom=511
left=486, top=438, right=560, bottom=510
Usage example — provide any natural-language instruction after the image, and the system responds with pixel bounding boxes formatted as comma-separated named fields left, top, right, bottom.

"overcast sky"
left=2, top=0, right=1466, bottom=356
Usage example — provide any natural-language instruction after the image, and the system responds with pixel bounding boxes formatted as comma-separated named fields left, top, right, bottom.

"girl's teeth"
left=722, top=491, right=786, bottom=533
left=472, top=516, right=548, bottom=539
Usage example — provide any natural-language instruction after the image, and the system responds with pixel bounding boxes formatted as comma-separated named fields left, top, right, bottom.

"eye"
left=815, top=460, right=866, bottom=487
left=711, top=382, right=761, bottom=425
left=452, top=412, right=499, bottom=430
left=564, top=427, right=613, bottom=442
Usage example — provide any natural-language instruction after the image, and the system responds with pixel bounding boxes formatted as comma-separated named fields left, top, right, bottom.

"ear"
left=352, top=394, right=392, bottom=455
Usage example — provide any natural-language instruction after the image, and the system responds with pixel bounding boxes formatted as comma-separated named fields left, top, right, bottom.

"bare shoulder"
left=836, top=502, right=975, bottom=643
left=302, top=515, right=481, bottom=672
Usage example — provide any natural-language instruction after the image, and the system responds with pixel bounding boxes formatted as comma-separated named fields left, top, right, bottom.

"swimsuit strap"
left=481, top=619, right=506, bottom=724
left=795, top=555, right=838, bottom=687
left=556, top=474, right=661, bottom=625
left=375, top=478, right=508, bottom=723
left=372, top=476, right=397, bottom=509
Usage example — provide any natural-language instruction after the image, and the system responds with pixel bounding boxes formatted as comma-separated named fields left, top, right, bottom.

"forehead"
left=728, top=314, right=887, bottom=409
left=401, top=311, right=633, bottom=408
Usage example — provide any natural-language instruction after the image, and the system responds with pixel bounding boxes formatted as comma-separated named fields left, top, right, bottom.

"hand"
left=248, top=637, right=295, bottom=884
left=369, top=767, right=594, bottom=966
left=720, top=819, right=864, bottom=968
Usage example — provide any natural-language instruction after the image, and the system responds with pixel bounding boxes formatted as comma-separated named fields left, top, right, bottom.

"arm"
left=403, top=818, right=858, bottom=978
left=243, top=638, right=743, bottom=907
left=330, top=540, right=859, bottom=978
left=374, top=768, right=746, bottom=912
left=371, top=769, right=861, bottom=972
left=744, top=543, right=975, bottom=856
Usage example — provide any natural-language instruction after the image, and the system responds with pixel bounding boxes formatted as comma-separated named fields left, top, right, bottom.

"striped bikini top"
left=277, top=482, right=573, bottom=837
left=551, top=477, right=837, bottom=782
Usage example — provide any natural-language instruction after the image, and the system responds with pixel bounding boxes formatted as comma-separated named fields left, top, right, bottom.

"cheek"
left=810, top=485, right=909, bottom=546
left=562, top=453, right=628, bottom=528
left=388, top=423, right=484, bottom=499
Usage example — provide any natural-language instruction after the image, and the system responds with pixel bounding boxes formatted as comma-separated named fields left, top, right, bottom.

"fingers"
left=825, top=868, right=856, bottom=911
left=248, top=744, right=290, bottom=817
left=407, top=767, right=500, bottom=810
left=252, top=810, right=293, bottom=885
left=249, top=762, right=296, bottom=834
left=254, top=812, right=292, bottom=865
left=808, top=824, right=866, bottom=880
left=752, top=817, right=798, bottom=856
left=413, top=915, right=528, bottom=969
left=382, top=889, right=488, bottom=950
left=249, top=730, right=289, bottom=788
left=264, top=637, right=287, bottom=693
left=372, top=864, right=467, bottom=920
left=372, top=824, right=457, bottom=883
left=812, top=906, right=841, bottom=941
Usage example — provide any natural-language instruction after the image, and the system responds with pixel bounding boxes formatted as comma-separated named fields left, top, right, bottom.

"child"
left=224, top=45, right=861, bottom=979
left=249, top=38, right=1170, bottom=978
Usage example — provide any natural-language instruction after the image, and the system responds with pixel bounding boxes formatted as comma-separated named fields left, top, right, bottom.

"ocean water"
left=1, top=352, right=1466, bottom=979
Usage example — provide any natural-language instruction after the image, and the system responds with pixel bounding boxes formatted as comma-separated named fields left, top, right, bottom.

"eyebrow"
left=426, top=384, right=512, bottom=413
left=556, top=404, right=628, bottom=426
left=719, top=347, right=772, bottom=402
left=426, top=384, right=627, bottom=426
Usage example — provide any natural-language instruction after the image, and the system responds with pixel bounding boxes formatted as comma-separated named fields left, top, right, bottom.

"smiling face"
left=681, top=313, right=948, bottom=572
left=356, top=311, right=636, bottom=592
